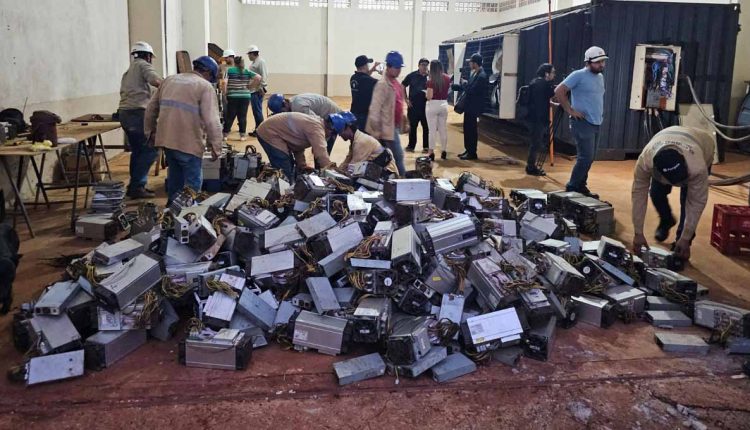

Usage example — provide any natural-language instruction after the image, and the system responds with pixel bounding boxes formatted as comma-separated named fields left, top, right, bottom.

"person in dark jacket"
left=452, top=53, right=488, bottom=160
left=350, top=55, right=381, bottom=132
left=402, top=58, right=430, bottom=153
left=525, top=63, right=556, bottom=176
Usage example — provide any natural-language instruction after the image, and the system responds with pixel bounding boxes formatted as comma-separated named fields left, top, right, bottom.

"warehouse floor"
left=1, top=100, right=749, bottom=429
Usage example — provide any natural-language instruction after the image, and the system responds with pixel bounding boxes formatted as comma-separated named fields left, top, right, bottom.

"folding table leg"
left=1, top=157, right=34, bottom=238
left=97, top=134, right=112, bottom=180
left=31, top=156, right=51, bottom=209
left=70, top=142, right=83, bottom=231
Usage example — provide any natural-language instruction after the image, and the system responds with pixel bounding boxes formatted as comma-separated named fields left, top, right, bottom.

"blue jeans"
left=385, top=127, right=406, bottom=176
left=119, top=108, right=157, bottom=191
left=258, top=137, right=295, bottom=181
left=164, top=148, right=202, bottom=203
left=251, top=92, right=264, bottom=130
left=566, top=119, right=600, bottom=190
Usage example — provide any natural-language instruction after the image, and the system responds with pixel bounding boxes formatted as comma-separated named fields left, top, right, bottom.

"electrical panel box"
left=630, top=44, right=681, bottom=111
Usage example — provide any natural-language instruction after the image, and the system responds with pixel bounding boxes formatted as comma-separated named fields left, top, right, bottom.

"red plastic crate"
left=710, top=204, right=750, bottom=255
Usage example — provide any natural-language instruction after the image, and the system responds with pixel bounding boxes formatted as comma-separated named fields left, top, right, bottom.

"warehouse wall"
left=229, top=0, right=533, bottom=96
left=0, top=0, right=129, bottom=200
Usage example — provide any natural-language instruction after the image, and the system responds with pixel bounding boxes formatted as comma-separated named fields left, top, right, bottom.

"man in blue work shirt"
left=554, top=46, right=608, bottom=198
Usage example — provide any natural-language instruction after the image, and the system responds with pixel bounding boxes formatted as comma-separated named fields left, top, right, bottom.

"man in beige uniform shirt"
left=256, top=112, right=336, bottom=180
left=334, top=111, right=397, bottom=175
left=631, top=126, right=714, bottom=260
left=145, top=56, right=222, bottom=203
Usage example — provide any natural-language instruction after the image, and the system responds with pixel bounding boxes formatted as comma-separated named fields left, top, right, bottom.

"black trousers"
left=407, top=104, right=428, bottom=149
left=526, top=120, right=548, bottom=167
left=649, top=166, right=711, bottom=242
left=463, top=112, right=479, bottom=156
left=224, top=97, right=250, bottom=135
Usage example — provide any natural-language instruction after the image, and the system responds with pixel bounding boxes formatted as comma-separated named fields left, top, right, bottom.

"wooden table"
left=0, top=121, right=121, bottom=237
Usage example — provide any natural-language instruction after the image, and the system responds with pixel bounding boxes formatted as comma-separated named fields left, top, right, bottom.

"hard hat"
left=222, top=49, right=236, bottom=58
left=247, top=45, right=260, bottom=54
left=385, top=51, right=405, bottom=68
left=584, top=46, right=608, bottom=63
left=327, top=113, right=348, bottom=134
left=192, top=56, right=219, bottom=83
left=268, top=94, right=285, bottom=114
left=340, top=111, right=357, bottom=125
left=130, top=41, right=155, bottom=55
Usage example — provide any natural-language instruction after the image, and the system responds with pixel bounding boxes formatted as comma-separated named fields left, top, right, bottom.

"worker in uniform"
left=631, top=126, right=715, bottom=260
left=145, top=56, right=222, bottom=203
left=267, top=93, right=343, bottom=153
left=255, top=112, right=337, bottom=181
left=247, top=45, right=268, bottom=136
left=219, top=49, right=236, bottom=137
left=118, top=41, right=162, bottom=199
left=367, top=51, right=408, bottom=175
left=333, top=111, right=398, bottom=174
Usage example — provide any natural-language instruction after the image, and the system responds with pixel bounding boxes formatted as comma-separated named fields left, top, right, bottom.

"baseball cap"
left=418, top=57, right=429, bottom=65
left=584, top=46, right=608, bottom=63
left=355, top=55, right=373, bottom=68
left=653, top=148, right=688, bottom=185
left=469, top=53, right=483, bottom=65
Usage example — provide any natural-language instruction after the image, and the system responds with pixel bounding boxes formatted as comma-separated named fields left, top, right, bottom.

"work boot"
left=459, top=153, right=478, bottom=160
left=525, top=165, right=546, bottom=176
left=405, top=146, right=415, bottom=153
left=578, top=185, right=599, bottom=199
left=655, top=217, right=677, bottom=242
left=422, top=148, right=429, bottom=154
left=128, top=187, right=155, bottom=199
left=441, top=151, right=447, bottom=160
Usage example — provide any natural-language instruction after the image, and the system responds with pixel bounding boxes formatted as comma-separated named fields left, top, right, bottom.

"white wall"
left=0, top=0, right=129, bottom=199
left=228, top=0, right=540, bottom=96
left=182, top=0, right=210, bottom=59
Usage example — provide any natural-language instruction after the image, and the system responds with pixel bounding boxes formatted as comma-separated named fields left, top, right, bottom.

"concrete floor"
left=1, top=100, right=749, bottom=429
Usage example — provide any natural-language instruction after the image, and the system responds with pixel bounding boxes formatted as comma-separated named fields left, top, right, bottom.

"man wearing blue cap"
left=631, top=126, right=715, bottom=260
left=366, top=51, right=408, bottom=175
left=145, top=56, right=222, bottom=203
left=331, top=111, right=398, bottom=174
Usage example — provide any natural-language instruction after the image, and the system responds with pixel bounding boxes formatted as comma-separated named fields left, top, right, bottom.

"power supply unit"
left=203, top=292, right=237, bottom=329
left=643, top=268, right=697, bottom=302
left=333, top=353, right=386, bottom=385
left=232, top=147, right=263, bottom=180
left=422, top=215, right=482, bottom=256
left=236, top=204, right=279, bottom=229
left=645, top=296, right=684, bottom=312
left=261, top=222, right=303, bottom=251
left=274, top=300, right=300, bottom=327
left=179, top=328, right=253, bottom=370
left=165, top=261, right=212, bottom=289
left=30, top=313, right=82, bottom=354
left=523, top=315, right=557, bottom=361
left=456, top=172, right=491, bottom=198
left=431, top=352, right=476, bottom=382
left=641, top=246, right=684, bottom=272
left=391, top=225, right=422, bottom=275
left=84, top=329, right=147, bottom=370
left=396, top=345, right=448, bottom=378
left=35, top=281, right=81, bottom=315
left=334, top=287, right=358, bottom=308
left=384, top=179, right=432, bottom=202
left=596, top=236, right=627, bottom=266
left=237, top=288, right=277, bottom=330
left=394, top=279, right=435, bottom=315
left=538, top=239, right=571, bottom=255
left=543, top=252, right=585, bottom=296
left=601, top=285, right=646, bottom=315
left=75, top=214, right=118, bottom=241
left=461, top=308, right=524, bottom=351
left=306, top=277, right=341, bottom=313
left=296, top=211, right=337, bottom=239
left=693, top=300, right=750, bottom=337
left=186, top=214, right=218, bottom=253
left=394, top=201, right=432, bottom=226
left=571, top=295, right=617, bottom=328
left=351, top=297, right=391, bottom=343
left=24, top=349, right=85, bottom=386
left=387, top=317, right=432, bottom=365
left=655, top=332, right=709, bottom=355
left=235, top=178, right=275, bottom=201
left=423, top=255, right=458, bottom=295
left=346, top=194, right=369, bottom=216
left=95, top=253, right=161, bottom=309
left=173, top=216, right=191, bottom=244
left=93, top=238, right=144, bottom=265
left=309, top=218, right=366, bottom=260
left=467, top=257, right=517, bottom=311
left=645, top=310, right=692, bottom=327
left=439, top=294, right=465, bottom=324
left=250, top=249, right=295, bottom=277
left=289, top=310, right=351, bottom=355
left=294, top=174, right=331, bottom=202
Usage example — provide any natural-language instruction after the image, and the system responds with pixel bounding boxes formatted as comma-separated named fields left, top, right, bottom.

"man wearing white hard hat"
left=219, top=49, right=236, bottom=137
left=118, top=41, right=163, bottom=199
left=247, top=45, right=269, bottom=136
left=554, top=46, right=608, bottom=199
